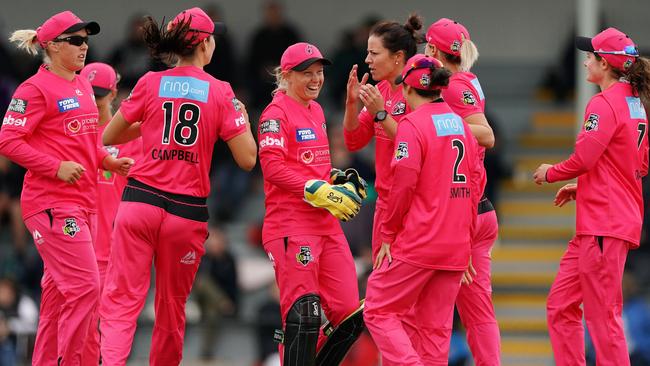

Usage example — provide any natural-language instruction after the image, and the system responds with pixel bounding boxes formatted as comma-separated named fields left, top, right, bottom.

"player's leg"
left=30, top=269, right=63, bottom=365
left=580, top=236, right=630, bottom=366
left=99, top=202, right=157, bottom=365
left=455, top=209, right=501, bottom=365
left=82, top=212, right=101, bottom=366
left=413, top=269, right=464, bottom=365
left=149, top=213, right=207, bottom=365
left=264, top=235, right=324, bottom=366
left=370, top=206, right=385, bottom=262
left=315, top=233, right=362, bottom=365
left=546, top=237, right=585, bottom=366
left=364, top=259, right=429, bottom=366
left=26, top=207, right=100, bottom=365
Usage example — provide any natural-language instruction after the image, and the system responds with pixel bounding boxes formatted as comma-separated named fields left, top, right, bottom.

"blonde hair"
left=459, top=37, right=479, bottom=72
left=9, top=29, right=51, bottom=64
left=271, top=66, right=288, bottom=96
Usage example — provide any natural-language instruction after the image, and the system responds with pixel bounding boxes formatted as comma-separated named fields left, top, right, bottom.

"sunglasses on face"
left=52, top=35, right=89, bottom=47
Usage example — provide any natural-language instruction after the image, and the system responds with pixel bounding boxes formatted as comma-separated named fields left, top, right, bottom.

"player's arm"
left=219, top=89, right=256, bottom=171
left=465, top=113, right=495, bottom=148
left=102, top=110, right=142, bottom=145
left=342, top=65, right=374, bottom=151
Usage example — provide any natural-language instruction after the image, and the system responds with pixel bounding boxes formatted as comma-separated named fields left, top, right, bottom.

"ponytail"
left=9, top=29, right=40, bottom=56
left=142, top=15, right=199, bottom=66
left=271, top=66, right=288, bottom=96
left=627, top=57, right=650, bottom=109
left=371, top=13, right=425, bottom=62
left=413, top=66, right=452, bottom=99
left=459, top=38, right=479, bottom=72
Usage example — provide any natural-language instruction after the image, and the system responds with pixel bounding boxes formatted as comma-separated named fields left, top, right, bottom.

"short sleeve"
left=443, top=80, right=483, bottom=119
left=579, top=96, right=617, bottom=148
left=391, top=119, right=422, bottom=172
left=119, top=73, right=150, bottom=124
left=217, top=82, right=248, bottom=141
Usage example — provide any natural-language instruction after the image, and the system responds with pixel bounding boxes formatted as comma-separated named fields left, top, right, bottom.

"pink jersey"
left=547, top=81, right=649, bottom=247
left=119, top=65, right=247, bottom=197
left=95, top=124, right=142, bottom=262
left=443, top=71, right=487, bottom=194
left=381, top=101, right=482, bottom=270
left=344, top=80, right=410, bottom=207
left=0, top=65, right=101, bottom=219
left=258, top=91, right=341, bottom=243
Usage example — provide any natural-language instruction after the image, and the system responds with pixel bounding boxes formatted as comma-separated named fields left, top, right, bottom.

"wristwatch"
left=374, top=110, right=388, bottom=122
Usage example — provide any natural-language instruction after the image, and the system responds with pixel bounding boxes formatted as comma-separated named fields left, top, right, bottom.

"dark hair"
left=142, top=16, right=201, bottom=66
left=413, top=66, right=452, bottom=98
left=596, top=54, right=650, bottom=108
left=370, top=14, right=424, bottom=61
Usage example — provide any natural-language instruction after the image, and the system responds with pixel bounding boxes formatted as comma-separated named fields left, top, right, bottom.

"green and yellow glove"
left=304, top=179, right=362, bottom=221
left=329, top=168, right=368, bottom=200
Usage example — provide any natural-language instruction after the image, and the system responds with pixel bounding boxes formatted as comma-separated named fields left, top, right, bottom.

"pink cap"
left=576, top=27, right=639, bottom=71
left=36, top=11, right=99, bottom=48
left=280, top=42, right=332, bottom=71
left=395, top=54, right=446, bottom=90
left=170, top=7, right=226, bottom=45
left=426, top=18, right=470, bottom=56
left=80, top=62, right=119, bottom=97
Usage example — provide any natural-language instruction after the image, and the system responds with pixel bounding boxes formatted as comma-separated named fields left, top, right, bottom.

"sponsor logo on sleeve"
left=462, top=90, right=476, bottom=105
left=57, top=97, right=80, bottom=112
left=391, top=101, right=406, bottom=115
left=159, top=76, right=210, bottom=103
left=296, top=128, right=317, bottom=142
left=395, top=141, right=409, bottom=161
left=626, top=97, right=647, bottom=119
left=259, top=135, right=285, bottom=149
left=8, top=98, right=27, bottom=114
left=296, top=246, right=314, bottom=266
left=584, top=113, right=599, bottom=132
left=62, top=218, right=81, bottom=238
left=231, top=97, right=241, bottom=111
left=64, top=114, right=98, bottom=136
left=259, top=119, right=280, bottom=134
left=234, top=114, right=246, bottom=127
left=432, top=113, right=465, bottom=136
left=2, top=115, right=27, bottom=127
left=297, top=145, right=330, bottom=166
left=470, top=78, right=485, bottom=100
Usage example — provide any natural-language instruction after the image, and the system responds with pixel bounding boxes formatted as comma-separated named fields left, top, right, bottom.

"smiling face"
left=365, top=34, right=403, bottom=82
left=48, top=29, right=89, bottom=72
left=285, top=62, right=325, bottom=104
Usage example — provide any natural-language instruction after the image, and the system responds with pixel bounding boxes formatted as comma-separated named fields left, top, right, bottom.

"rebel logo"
left=2, top=115, right=27, bottom=127
left=259, top=135, right=285, bottom=148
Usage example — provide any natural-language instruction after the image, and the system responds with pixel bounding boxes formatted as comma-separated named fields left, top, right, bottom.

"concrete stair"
left=490, top=109, right=577, bottom=365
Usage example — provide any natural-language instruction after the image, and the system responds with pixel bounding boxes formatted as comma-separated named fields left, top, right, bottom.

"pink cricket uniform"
left=82, top=126, right=142, bottom=365
left=0, top=65, right=103, bottom=366
left=258, top=91, right=359, bottom=354
left=364, top=101, right=482, bottom=365
left=442, top=71, right=501, bottom=364
left=343, top=80, right=410, bottom=259
left=99, top=65, right=247, bottom=365
left=546, top=81, right=648, bottom=366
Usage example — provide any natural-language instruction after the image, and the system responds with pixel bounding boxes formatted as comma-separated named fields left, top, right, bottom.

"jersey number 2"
left=162, top=101, right=200, bottom=146
left=452, top=139, right=466, bottom=183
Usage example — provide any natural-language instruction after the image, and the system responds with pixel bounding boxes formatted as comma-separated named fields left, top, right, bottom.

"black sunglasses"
left=52, top=35, right=89, bottom=46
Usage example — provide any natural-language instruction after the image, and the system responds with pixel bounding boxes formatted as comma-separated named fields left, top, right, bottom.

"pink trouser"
left=81, top=259, right=108, bottom=365
left=365, top=259, right=463, bottom=366
left=99, top=201, right=207, bottom=366
left=263, top=233, right=359, bottom=359
left=25, top=206, right=100, bottom=366
left=547, top=235, right=630, bottom=366
left=370, top=205, right=385, bottom=261
left=403, top=209, right=501, bottom=365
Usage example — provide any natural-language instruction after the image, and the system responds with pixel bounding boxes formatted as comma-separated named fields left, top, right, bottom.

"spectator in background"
left=194, top=225, right=239, bottom=361
left=0, top=277, right=38, bottom=364
left=246, top=0, right=301, bottom=110
left=0, top=314, right=15, bottom=366
left=203, top=3, right=237, bottom=86
left=623, top=273, right=650, bottom=365
left=108, top=13, right=154, bottom=91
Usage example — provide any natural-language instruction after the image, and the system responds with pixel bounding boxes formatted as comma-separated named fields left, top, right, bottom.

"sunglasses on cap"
left=595, top=45, right=640, bottom=57
left=52, top=35, right=89, bottom=46
left=403, top=58, right=439, bottom=78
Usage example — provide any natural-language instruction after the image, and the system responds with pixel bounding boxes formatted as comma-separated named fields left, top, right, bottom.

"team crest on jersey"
left=462, top=90, right=477, bottom=105
left=8, top=98, right=27, bottom=114
left=392, top=102, right=406, bottom=115
left=296, top=246, right=314, bottom=266
left=450, top=40, right=461, bottom=53
left=259, top=119, right=280, bottom=134
left=62, top=218, right=81, bottom=238
left=231, top=97, right=241, bottom=111
left=584, top=113, right=599, bottom=132
left=395, top=142, right=409, bottom=161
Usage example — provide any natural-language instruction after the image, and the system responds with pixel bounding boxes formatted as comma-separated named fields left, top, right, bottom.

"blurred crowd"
left=0, top=1, right=648, bottom=365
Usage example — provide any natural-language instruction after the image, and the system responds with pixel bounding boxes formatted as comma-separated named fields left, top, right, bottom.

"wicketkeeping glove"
left=330, top=168, right=368, bottom=200
left=304, top=180, right=362, bottom=221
